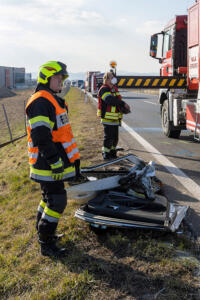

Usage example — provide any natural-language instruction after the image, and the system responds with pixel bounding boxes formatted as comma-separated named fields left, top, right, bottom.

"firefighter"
left=26, top=61, right=80, bottom=257
left=97, top=72, right=130, bottom=159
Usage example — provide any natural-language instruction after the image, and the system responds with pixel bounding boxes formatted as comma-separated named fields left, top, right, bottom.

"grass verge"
left=0, top=87, right=199, bottom=300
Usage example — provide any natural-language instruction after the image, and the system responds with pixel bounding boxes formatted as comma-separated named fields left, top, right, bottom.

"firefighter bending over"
left=26, top=61, right=80, bottom=257
left=97, top=72, right=130, bottom=159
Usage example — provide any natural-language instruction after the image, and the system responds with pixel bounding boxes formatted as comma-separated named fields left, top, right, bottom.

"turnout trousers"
left=103, top=124, right=119, bottom=152
left=36, top=181, right=67, bottom=238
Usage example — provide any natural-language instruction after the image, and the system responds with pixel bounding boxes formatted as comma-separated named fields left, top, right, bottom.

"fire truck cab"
left=150, top=0, right=200, bottom=140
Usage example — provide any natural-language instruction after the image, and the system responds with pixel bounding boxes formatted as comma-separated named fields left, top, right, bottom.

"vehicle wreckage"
left=67, top=154, right=189, bottom=232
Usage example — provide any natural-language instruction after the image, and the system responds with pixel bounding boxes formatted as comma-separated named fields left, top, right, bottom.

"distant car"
left=71, top=80, right=76, bottom=87
left=77, top=80, right=84, bottom=88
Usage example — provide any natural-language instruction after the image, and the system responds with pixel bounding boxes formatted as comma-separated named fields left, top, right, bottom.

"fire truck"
left=85, top=71, right=100, bottom=93
left=91, top=72, right=104, bottom=96
left=114, top=0, right=200, bottom=141
left=149, top=0, right=200, bottom=140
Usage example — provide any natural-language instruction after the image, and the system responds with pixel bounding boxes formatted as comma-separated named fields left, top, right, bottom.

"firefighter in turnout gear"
left=26, top=61, right=80, bottom=257
left=97, top=72, right=130, bottom=159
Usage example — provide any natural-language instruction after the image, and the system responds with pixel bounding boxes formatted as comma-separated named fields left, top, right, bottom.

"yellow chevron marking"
left=160, top=79, right=168, bottom=86
left=135, top=79, right=143, bottom=86
left=152, top=79, right=160, bottom=86
left=177, top=79, right=185, bottom=87
left=127, top=78, right=134, bottom=86
left=118, top=79, right=126, bottom=86
left=169, top=79, right=176, bottom=87
left=144, top=79, right=151, bottom=86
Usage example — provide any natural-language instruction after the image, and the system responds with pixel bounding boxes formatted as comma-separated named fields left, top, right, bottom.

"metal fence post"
left=2, top=103, right=13, bottom=143
left=24, top=100, right=27, bottom=133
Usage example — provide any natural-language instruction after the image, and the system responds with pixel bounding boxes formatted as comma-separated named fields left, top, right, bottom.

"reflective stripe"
left=28, top=142, right=34, bottom=148
left=104, top=113, right=120, bottom=120
left=111, top=106, right=116, bottom=113
left=30, top=166, right=75, bottom=176
left=51, top=159, right=63, bottom=169
left=67, top=148, right=79, bottom=159
left=44, top=206, right=61, bottom=219
left=40, top=200, right=46, bottom=209
left=42, top=213, right=58, bottom=223
left=30, top=121, right=52, bottom=130
left=62, top=138, right=75, bottom=149
left=105, top=112, right=119, bottom=117
left=101, top=120, right=120, bottom=125
left=105, top=112, right=118, bottom=115
left=37, top=200, right=46, bottom=213
left=29, top=116, right=54, bottom=129
left=30, top=166, right=75, bottom=181
left=38, top=206, right=44, bottom=214
left=28, top=152, right=38, bottom=159
left=97, top=109, right=101, bottom=117
left=102, top=92, right=111, bottom=100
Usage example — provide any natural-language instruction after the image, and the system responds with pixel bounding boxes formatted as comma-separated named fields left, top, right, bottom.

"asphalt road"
left=118, top=90, right=200, bottom=236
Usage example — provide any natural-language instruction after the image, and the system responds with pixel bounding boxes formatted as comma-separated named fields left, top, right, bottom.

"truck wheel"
left=161, top=100, right=181, bottom=138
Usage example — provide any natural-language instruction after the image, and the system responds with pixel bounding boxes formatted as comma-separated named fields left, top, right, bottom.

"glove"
left=50, top=158, right=64, bottom=181
left=120, top=104, right=131, bottom=114
left=74, top=159, right=80, bottom=177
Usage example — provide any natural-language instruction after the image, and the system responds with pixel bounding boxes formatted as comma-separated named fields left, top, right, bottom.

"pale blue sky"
left=0, top=0, right=195, bottom=75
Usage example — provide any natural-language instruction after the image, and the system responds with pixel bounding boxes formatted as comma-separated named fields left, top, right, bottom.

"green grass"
left=0, top=87, right=199, bottom=299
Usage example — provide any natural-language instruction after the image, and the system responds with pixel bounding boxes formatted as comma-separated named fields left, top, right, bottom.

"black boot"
left=110, top=149, right=117, bottom=158
left=36, top=214, right=64, bottom=241
left=52, top=233, right=65, bottom=241
left=102, top=152, right=111, bottom=160
left=36, top=211, right=42, bottom=231
left=38, top=234, right=67, bottom=257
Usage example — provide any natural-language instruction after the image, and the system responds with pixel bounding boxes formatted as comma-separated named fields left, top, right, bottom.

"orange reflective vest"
left=26, top=90, right=80, bottom=182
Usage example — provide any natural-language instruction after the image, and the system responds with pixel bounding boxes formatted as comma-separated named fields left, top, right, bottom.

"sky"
left=0, top=0, right=195, bottom=77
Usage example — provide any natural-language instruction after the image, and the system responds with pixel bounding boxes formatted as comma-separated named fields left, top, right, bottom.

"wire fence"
left=0, top=86, right=73, bottom=148
left=0, top=100, right=27, bottom=148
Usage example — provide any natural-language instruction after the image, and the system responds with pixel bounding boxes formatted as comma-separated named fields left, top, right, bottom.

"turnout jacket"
left=26, top=85, right=80, bottom=182
left=97, top=84, right=126, bottom=125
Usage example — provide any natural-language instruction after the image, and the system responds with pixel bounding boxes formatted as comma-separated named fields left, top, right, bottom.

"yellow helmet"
left=37, top=61, right=69, bottom=84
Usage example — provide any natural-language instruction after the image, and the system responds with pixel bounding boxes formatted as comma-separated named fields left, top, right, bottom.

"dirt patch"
left=0, top=87, right=16, bottom=98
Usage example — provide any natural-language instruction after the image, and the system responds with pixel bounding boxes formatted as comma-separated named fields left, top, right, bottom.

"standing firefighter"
left=26, top=61, right=80, bottom=257
left=97, top=72, right=130, bottom=159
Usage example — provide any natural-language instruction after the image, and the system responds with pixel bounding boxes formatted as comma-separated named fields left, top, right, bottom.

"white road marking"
left=122, top=122, right=200, bottom=201
left=90, top=93, right=200, bottom=201
left=143, top=100, right=157, bottom=105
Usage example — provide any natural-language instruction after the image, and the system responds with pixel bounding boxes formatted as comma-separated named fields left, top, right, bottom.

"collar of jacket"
left=35, top=84, right=65, bottom=108
left=35, top=83, right=56, bottom=94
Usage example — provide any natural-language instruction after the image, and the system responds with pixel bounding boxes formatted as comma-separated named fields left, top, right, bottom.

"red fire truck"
left=149, top=0, right=200, bottom=140
left=91, top=72, right=104, bottom=96
left=85, top=71, right=100, bottom=93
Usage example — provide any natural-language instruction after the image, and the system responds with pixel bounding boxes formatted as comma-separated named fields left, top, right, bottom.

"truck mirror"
left=150, top=35, right=158, bottom=58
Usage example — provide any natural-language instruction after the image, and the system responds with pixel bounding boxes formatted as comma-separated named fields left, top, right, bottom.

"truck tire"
left=161, top=100, right=181, bottom=138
